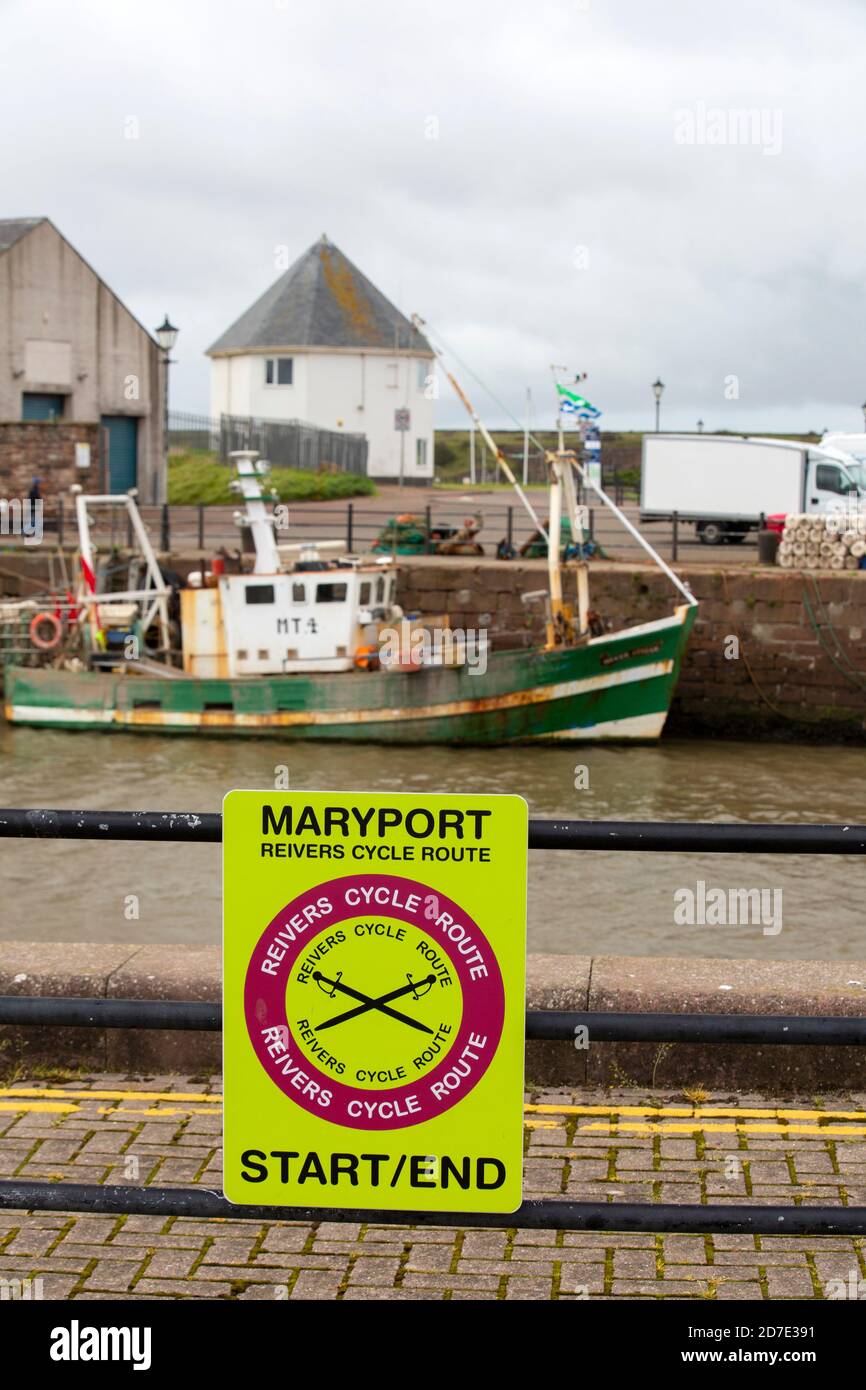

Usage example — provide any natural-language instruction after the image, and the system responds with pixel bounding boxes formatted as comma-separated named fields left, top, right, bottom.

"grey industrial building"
left=0, top=217, right=165, bottom=502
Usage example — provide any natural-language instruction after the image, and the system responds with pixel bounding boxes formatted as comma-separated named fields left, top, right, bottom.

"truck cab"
left=803, top=450, right=861, bottom=510
left=820, top=433, right=866, bottom=492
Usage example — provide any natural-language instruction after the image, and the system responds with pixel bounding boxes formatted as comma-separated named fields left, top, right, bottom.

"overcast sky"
left=3, top=0, right=866, bottom=433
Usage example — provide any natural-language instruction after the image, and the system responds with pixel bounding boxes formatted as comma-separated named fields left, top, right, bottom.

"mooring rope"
left=802, top=577, right=866, bottom=693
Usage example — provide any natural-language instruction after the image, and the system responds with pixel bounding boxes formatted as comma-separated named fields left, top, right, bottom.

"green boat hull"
left=4, top=607, right=695, bottom=744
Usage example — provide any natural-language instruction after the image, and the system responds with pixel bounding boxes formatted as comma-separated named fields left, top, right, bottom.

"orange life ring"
left=29, top=611, right=62, bottom=651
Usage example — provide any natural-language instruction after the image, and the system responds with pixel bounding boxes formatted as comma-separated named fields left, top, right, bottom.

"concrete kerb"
left=1, top=943, right=866, bottom=1090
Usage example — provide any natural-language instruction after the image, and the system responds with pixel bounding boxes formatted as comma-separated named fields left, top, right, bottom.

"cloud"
left=2, top=0, right=865, bottom=433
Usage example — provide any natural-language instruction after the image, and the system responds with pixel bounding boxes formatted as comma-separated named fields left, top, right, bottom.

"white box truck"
left=640, top=435, right=863, bottom=544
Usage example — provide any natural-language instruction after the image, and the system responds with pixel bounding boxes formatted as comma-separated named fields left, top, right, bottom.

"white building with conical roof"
left=207, top=236, right=435, bottom=482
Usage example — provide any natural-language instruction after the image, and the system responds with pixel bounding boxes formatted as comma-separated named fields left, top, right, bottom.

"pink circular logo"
left=243, top=873, right=504, bottom=1129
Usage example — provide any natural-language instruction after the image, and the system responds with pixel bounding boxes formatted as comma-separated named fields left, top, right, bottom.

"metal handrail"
left=0, top=1181, right=861, bottom=1235
left=1, top=996, right=865, bottom=1045
left=0, top=808, right=863, bottom=854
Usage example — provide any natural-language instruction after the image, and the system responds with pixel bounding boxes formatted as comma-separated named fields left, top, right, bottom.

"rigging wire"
left=420, top=317, right=552, bottom=455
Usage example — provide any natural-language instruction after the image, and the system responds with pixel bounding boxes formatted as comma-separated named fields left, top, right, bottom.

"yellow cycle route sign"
left=223, top=790, right=527, bottom=1213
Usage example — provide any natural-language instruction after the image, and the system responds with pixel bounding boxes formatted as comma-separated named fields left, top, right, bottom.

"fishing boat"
left=3, top=354, right=696, bottom=742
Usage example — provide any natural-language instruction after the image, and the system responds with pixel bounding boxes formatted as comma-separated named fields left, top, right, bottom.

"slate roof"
left=0, top=218, right=46, bottom=254
left=208, top=235, right=431, bottom=355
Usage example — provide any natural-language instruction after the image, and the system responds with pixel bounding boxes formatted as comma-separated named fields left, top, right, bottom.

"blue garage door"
left=22, top=393, right=65, bottom=420
left=101, top=416, right=139, bottom=493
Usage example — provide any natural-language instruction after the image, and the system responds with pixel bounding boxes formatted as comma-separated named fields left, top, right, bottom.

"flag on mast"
left=556, top=383, right=602, bottom=419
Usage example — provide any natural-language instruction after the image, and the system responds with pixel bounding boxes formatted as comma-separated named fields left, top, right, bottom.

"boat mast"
left=561, top=453, right=590, bottom=637
left=550, top=366, right=590, bottom=644
left=546, top=366, right=568, bottom=647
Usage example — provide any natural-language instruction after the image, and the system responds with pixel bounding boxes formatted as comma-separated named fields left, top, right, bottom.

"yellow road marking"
left=96, top=1106, right=222, bottom=1117
left=3, top=1091, right=865, bottom=1133
left=15, top=1093, right=856, bottom=1120
left=0, top=1088, right=222, bottom=1103
left=580, top=1121, right=866, bottom=1137
left=0, top=1101, right=217, bottom=1117
left=10, top=1091, right=863, bottom=1122
left=0, top=1101, right=79, bottom=1113
left=527, top=1103, right=866, bottom=1122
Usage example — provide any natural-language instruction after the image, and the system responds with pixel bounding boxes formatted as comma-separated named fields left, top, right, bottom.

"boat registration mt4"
left=223, top=790, right=528, bottom=1213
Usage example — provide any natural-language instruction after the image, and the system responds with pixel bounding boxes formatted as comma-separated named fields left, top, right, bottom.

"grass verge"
left=168, top=451, right=377, bottom=504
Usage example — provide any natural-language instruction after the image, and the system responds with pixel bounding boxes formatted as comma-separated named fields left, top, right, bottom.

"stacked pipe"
left=776, top=513, right=866, bottom=570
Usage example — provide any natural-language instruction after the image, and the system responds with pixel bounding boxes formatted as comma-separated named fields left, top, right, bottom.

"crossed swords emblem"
left=313, top=970, right=437, bottom=1034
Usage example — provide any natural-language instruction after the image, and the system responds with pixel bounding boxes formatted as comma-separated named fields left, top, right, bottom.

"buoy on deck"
left=353, top=644, right=380, bottom=671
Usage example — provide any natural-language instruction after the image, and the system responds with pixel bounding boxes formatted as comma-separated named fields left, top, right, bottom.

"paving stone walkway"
left=2, top=1077, right=865, bottom=1300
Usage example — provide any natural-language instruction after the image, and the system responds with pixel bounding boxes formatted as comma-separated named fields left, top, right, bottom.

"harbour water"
left=0, top=725, right=861, bottom=960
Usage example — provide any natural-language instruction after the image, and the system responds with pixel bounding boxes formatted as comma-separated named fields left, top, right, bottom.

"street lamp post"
left=155, top=315, right=179, bottom=502
left=652, top=379, right=665, bottom=432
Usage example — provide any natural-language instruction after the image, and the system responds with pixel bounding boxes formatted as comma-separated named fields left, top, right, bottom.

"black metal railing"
left=0, top=808, right=863, bottom=1236
left=0, top=501, right=771, bottom=568
left=2, top=808, right=864, bottom=853
left=1, top=996, right=863, bottom=1046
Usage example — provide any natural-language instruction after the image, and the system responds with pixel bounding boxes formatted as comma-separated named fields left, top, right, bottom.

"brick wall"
left=0, top=421, right=101, bottom=498
left=396, top=559, right=866, bottom=741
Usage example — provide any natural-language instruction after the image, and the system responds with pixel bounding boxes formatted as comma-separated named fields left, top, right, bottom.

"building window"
left=359, top=581, right=371, bottom=605
left=291, top=582, right=307, bottom=604
left=385, top=362, right=398, bottom=388
left=316, top=582, right=347, bottom=603
left=416, top=438, right=427, bottom=469
left=245, top=584, right=275, bottom=604
left=265, top=357, right=293, bottom=386
left=417, top=360, right=429, bottom=391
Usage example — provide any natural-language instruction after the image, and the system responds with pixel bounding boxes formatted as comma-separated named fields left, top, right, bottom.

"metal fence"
left=0, top=498, right=768, bottom=565
left=143, top=502, right=762, bottom=565
left=169, top=412, right=368, bottom=476
left=0, top=808, right=864, bottom=1234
